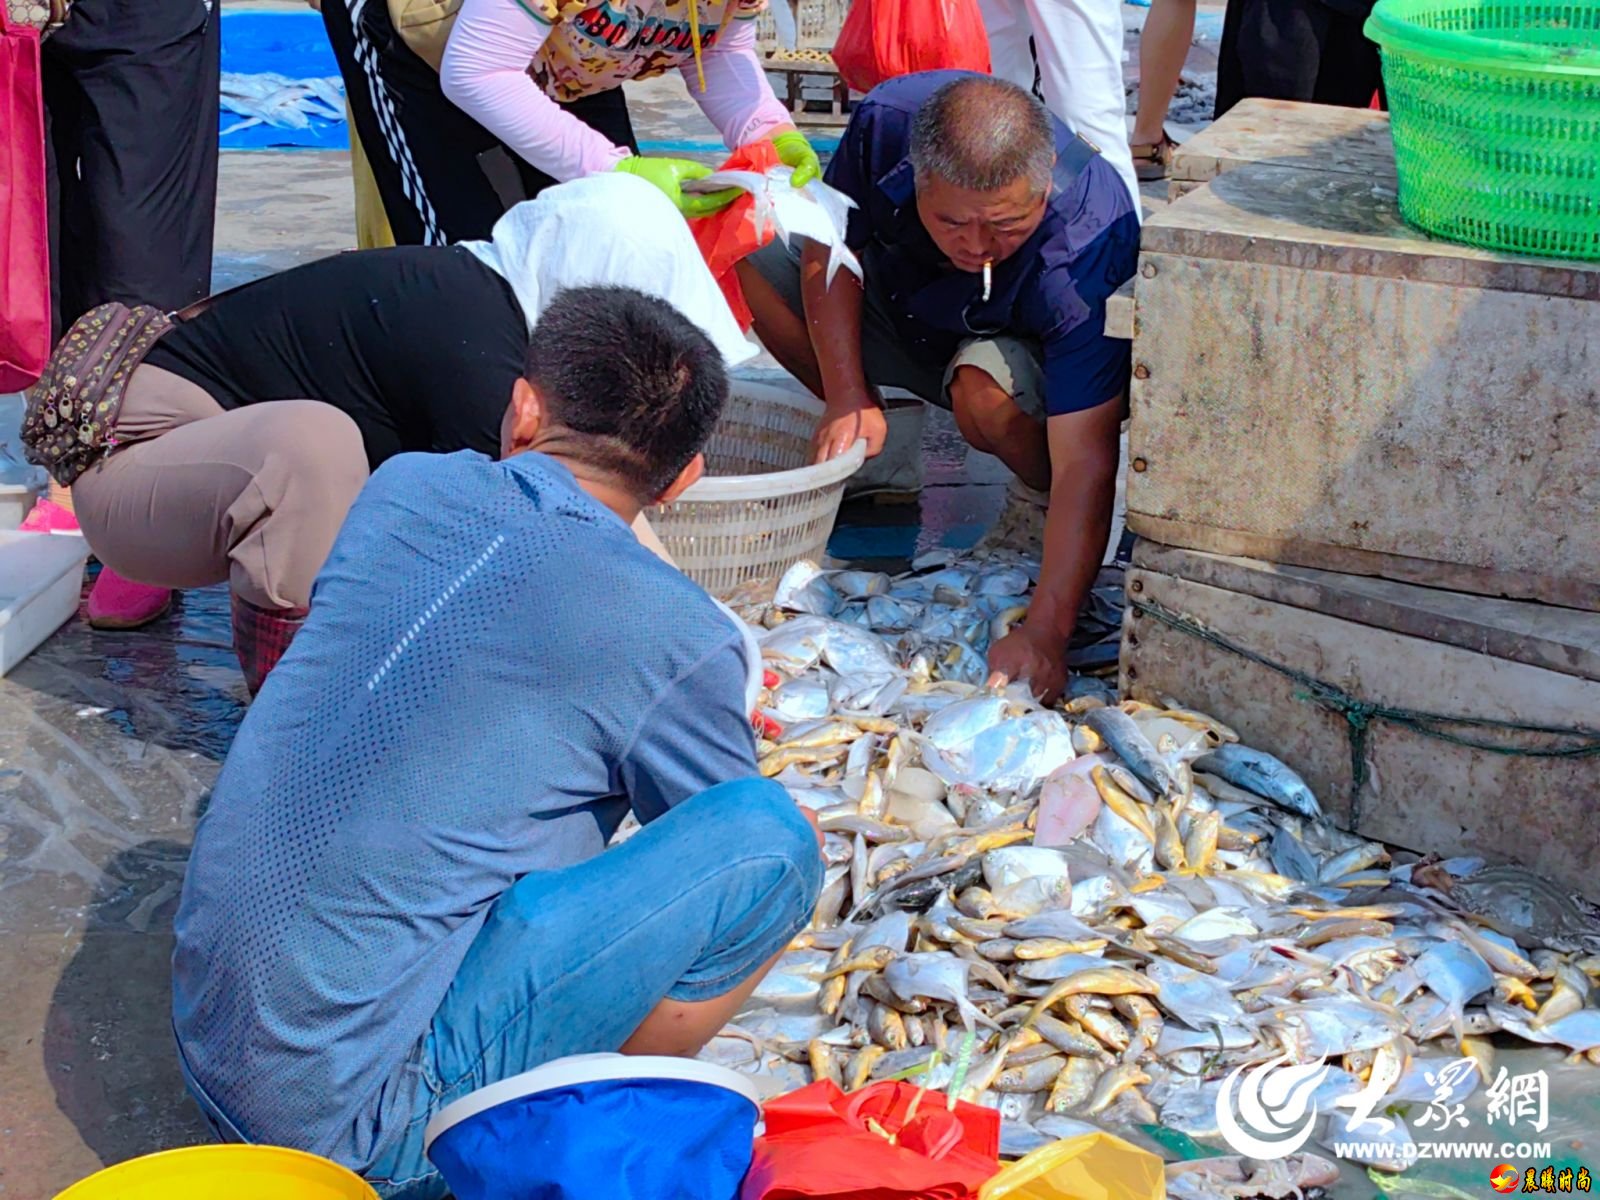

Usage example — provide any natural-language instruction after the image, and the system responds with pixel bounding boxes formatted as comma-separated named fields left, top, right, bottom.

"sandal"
left=1131, top=132, right=1178, bottom=182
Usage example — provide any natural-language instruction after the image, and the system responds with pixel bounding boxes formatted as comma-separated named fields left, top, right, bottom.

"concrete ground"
left=2, top=17, right=1206, bottom=1196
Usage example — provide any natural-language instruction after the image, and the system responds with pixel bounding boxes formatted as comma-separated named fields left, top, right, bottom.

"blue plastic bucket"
left=423, top=1054, right=762, bottom=1200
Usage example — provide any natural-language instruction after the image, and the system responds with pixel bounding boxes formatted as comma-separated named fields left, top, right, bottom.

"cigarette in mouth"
left=982, top=260, right=993, bottom=303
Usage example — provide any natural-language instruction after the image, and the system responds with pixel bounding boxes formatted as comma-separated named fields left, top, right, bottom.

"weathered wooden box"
left=1128, top=159, right=1600, bottom=611
left=1166, top=98, right=1396, bottom=201
left=1120, top=541, right=1600, bottom=901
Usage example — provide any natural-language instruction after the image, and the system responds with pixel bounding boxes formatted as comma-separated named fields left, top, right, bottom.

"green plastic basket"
left=1365, top=0, right=1600, bottom=260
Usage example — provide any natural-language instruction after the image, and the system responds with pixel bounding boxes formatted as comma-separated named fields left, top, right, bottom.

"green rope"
left=1128, top=597, right=1600, bottom=806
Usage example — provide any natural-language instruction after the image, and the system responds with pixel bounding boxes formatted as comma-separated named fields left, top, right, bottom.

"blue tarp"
left=219, top=8, right=840, bottom=154
left=220, top=11, right=348, bottom=149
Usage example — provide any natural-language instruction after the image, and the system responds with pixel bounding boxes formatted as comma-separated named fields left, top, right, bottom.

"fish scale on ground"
left=712, top=554, right=1600, bottom=1180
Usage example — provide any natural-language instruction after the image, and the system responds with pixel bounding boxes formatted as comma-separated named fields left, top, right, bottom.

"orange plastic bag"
left=831, top=0, right=991, bottom=95
left=740, top=1079, right=1001, bottom=1200
left=691, top=141, right=783, bottom=330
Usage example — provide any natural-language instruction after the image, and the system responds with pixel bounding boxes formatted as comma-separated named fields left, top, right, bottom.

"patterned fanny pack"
left=7, top=0, right=72, bottom=36
left=21, top=303, right=174, bottom=487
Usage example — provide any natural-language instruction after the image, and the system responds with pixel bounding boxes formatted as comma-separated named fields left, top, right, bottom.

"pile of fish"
left=700, top=553, right=1600, bottom=1192
left=220, top=72, right=345, bottom=136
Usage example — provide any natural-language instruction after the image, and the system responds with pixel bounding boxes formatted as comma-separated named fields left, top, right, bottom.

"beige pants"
left=71, top=365, right=370, bottom=611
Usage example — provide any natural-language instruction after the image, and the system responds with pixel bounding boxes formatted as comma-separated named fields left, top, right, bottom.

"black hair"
left=523, top=285, right=729, bottom=499
left=909, top=75, right=1055, bottom=194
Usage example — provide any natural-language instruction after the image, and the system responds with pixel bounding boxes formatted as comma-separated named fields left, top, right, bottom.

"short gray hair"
left=908, top=76, right=1055, bottom=195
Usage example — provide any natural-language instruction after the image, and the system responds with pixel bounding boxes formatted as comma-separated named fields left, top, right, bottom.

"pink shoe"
left=86, top=569, right=174, bottom=630
left=18, top=497, right=81, bottom=534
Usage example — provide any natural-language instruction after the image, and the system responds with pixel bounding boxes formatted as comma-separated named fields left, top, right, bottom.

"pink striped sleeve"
left=682, top=18, right=793, bottom=149
left=439, top=0, right=632, bottom=182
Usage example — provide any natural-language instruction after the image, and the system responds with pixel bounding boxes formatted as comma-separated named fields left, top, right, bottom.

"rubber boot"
left=231, top=592, right=308, bottom=697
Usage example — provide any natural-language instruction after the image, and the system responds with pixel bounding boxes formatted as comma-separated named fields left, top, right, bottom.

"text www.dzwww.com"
left=1329, top=1142, right=1553, bottom=1160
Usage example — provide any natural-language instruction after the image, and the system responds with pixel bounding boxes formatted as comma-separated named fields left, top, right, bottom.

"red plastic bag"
left=741, top=1080, right=1001, bottom=1200
left=691, top=140, right=783, bottom=331
left=831, top=0, right=992, bottom=95
left=0, top=7, right=50, bottom=392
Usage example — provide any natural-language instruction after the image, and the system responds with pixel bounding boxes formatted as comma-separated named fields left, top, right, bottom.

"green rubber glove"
left=773, top=129, right=821, bottom=188
left=614, top=155, right=741, bottom=218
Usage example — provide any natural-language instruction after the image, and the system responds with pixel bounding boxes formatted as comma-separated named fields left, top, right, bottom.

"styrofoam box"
left=0, top=479, right=42, bottom=530
left=0, top=531, right=89, bottom=676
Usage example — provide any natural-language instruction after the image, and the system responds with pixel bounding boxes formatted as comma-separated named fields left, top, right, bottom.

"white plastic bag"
left=688, top=167, right=863, bottom=287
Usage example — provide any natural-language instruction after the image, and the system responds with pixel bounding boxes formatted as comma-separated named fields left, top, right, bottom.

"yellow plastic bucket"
left=53, top=1145, right=379, bottom=1200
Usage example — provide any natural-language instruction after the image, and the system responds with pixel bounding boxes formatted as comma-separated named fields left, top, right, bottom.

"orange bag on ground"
left=831, top=0, right=991, bottom=95
left=740, top=1080, right=1001, bottom=1200
left=690, top=141, right=784, bottom=330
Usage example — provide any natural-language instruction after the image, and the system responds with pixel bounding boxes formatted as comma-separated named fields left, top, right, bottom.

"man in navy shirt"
left=740, top=71, right=1140, bottom=703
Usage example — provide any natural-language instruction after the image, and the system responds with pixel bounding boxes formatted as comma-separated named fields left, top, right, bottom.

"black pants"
left=1214, top=0, right=1383, bottom=119
left=320, top=0, right=639, bottom=246
left=42, top=0, right=220, bottom=335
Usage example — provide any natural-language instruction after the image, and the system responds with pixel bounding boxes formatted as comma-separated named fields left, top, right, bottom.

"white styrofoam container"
left=2, top=392, right=47, bottom=529
left=0, top=531, right=89, bottom=676
left=0, top=480, right=41, bottom=530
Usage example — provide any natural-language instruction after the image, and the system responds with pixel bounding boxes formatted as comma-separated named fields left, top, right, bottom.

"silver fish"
left=864, top=594, right=921, bottom=632
left=922, top=696, right=1011, bottom=754
left=774, top=560, right=842, bottom=615
left=759, top=617, right=829, bottom=672
left=1264, top=995, right=1407, bottom=1058
left=1194, top=744, right=1322, bottom=820
left=883, top=952, right=995, bottom=1029
left=1084, top=707, right=1175, bottom=797
left=768, top=678, right=833, bottom=722
left=829, top=569, right=892, bottom=599
left=1414, top=942, right=1493, bottom=1022
left=1146, top=960, right=1247, bottom=1029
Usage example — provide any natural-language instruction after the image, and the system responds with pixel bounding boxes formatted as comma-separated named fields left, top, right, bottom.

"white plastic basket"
left=648, top=382, right=865, bottom=598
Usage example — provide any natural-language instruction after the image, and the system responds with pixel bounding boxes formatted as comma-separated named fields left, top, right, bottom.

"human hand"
left=987, top=624, right=1069, bottom=705
left=614, top=156, right=741, bottom=217
left=773, top=129, right=821, bottom=188
left=812, top=394, right=887, bottom=463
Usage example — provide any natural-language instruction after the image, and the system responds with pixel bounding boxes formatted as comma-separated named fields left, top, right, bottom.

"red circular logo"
left=1490, top=1164, right=1521, bottom=1193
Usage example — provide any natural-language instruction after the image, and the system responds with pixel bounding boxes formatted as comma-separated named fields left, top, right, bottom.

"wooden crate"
left=1167, top=98, right=1396, bottom=201
left=763, top=52, right=853, bottom=127
left=1120, top=541, right=1600, bottom=901
left=1127, top=161, right=1600, bottom=612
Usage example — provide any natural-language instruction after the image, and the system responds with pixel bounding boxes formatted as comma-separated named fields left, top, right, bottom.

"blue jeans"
left=354, top=779, right=821, bottom=1198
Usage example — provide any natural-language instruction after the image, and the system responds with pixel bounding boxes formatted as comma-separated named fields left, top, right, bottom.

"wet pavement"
left=0, top=573, right=237, bottom=1195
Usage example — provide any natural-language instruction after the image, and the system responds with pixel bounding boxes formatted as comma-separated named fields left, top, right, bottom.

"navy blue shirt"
left=825, top=70, right=1141, bottom=417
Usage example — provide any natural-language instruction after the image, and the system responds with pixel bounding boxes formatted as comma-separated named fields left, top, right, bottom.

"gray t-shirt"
left=172, top=449, right=757, bottom=1164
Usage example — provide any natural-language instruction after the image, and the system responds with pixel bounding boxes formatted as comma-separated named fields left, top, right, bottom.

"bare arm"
left=988, top=398, right=1122, bottom=702
left=799, top=240, right=887, bottom=461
